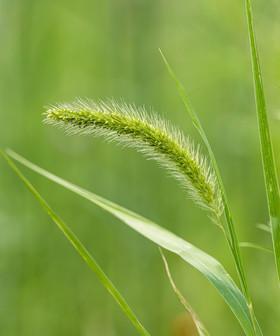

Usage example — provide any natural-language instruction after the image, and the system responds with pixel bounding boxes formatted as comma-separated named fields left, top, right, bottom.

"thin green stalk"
left=159, top=50, right=260, bottom=334
left=245, top=0, right=280, bottom=281
left=159, top=248, right=210, bottom=336
left=239, top=242, right=272, bottom=254
left=257, top=223, right=271, bottom=234
left=0, top=149, right=151, bottom=336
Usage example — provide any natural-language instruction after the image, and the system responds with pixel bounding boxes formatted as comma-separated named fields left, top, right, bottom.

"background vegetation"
left=1, top=0, right=280, bottom=335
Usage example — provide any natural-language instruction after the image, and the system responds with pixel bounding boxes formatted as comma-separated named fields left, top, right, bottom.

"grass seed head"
left=45, top=99, right=223, bottom=218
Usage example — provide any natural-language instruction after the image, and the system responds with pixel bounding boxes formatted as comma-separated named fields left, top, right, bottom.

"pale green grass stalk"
left=159, top=248, right=209, bottom=336
left=45, top=100, right=223, bottom=218
left=239, top=242, right=272, bottom=254
left=245, top=0, right=280, bottom=281
left=257, top=223, right=271, bottom=234
left=0, top=150, right=151, bottom=336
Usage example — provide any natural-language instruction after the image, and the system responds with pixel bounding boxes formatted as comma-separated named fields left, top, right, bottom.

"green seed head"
left=45, top=100, right=223, bottom=218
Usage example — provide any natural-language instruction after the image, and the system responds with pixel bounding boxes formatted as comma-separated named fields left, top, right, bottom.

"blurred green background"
left=1, top=0, right=280, bottom=335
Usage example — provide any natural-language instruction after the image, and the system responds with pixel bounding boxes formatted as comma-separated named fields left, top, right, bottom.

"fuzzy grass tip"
left=44, top=100, right=223, bottom=217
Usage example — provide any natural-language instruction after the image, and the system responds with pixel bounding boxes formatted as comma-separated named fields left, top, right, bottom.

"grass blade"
left=159, top=50, right=258, bottom=331
left=159, top=248, right=210, bottom=336
left=0, top=150, right=151, bottom=336
left=245, top=0, right=280, bottom=280
left=159, top=49, right=247, bottom=289
left=7, top=149, right=262, bottom=336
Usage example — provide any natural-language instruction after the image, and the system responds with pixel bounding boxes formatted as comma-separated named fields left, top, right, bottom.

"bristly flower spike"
left=44, top=99, right=223, bottom=218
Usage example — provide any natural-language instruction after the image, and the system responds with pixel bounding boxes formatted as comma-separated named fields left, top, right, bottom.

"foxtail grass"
left=3, top=1, right=278, bottom=335
left=45, top=100, right=223, bottom=218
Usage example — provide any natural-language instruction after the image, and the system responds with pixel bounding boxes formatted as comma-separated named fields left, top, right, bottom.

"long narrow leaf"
left=6, top=149, right=261, bottom=336
left=245, top=0, right=280, bottom=280
left=1, top=150, right=150, bottom=336
left=159, top=50, right=256, bottom=327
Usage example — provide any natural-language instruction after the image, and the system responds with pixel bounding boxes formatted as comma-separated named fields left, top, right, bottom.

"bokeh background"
left=1, top=0, right=280, bottom=335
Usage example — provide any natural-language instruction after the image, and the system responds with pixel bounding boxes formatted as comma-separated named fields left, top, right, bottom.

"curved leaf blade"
left=159, top=49, right=252, bottom=303
left=1, top=150, right=150, bottom=336
left=7, top=149, right=259, bottom=335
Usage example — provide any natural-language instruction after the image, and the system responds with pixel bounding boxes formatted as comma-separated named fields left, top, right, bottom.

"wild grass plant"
left=2, top=0, right=279, bottom=335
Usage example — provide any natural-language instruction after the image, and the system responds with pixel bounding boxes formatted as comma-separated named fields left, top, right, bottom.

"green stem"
left=159, top=50, right=260, bottom=335
left=190, top=101, right=259, bottom=336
